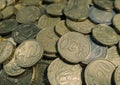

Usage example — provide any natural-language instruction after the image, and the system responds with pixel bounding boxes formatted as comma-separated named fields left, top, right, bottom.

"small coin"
left=21, top=0, right=42, bottom=6
left=85, top=59, right=115, bottom=85
left=47, top=58, right=82, bottom=85
left=3, top=57, right=25, bottom=76
left=64, top=0, right=89, bottom=21
left=114, top=65, right=120, bottom=85
left=14, top=39, right=43, bottom=67
left=37, top=14, right=60, bottom=29
left=57, top=32, right=91, bottom=63
left=12, top=24, right=40, bottom=44
left=16, top=6, right=40, bottom=24
left=0, top=40, right=14, bottom=64
left=114, top=0, right=120, bottom=11
left=89, top=6, right=115, bottom=25
left=0, top=0, right=6, bottom=10
left=55, top=20, right=70, bottom=36
left=66, top=19, right=95, bottom=34
left=0, top=19, right=18, bottom=34
left=93, top=0, right=114, bottom=10
left=92, top=24, right=119, bottom=46
left=36, top=27, right=59, bottom=53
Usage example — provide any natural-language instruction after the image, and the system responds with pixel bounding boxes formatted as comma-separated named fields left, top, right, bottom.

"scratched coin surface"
left=89, top=6, right=115, bottom=25
left=58, top=32, right=91, bottom=63
left=48, top=58, right=82, bottom=85
left=0, top=40, right=14, bottom=64
left=64, top=0, right=89, bottom=21
left=14, top=39, right=43, bottom=67
left=114, top=65, right=120, bottom=85
left=85, top=59, right=115, bottom=85
left=92, top=24, right=119, bottom=46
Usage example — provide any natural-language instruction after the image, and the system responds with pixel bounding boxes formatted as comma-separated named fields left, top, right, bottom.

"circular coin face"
left=14, top=39, right=43, bottom=67
left=58, top=32, right=91, bottom=63
left=114, top=66, right=120, bottom=85
left=47, top=58, right=82, bottom=85
left=85, top=59, right=115, bottom=85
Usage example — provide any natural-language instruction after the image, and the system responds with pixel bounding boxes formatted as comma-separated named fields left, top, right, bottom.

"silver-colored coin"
left=114, top=65, right=120, bottom=85
left=0, top=0, right=6, bottom=10
left=14, top=39, right=43, bottom=67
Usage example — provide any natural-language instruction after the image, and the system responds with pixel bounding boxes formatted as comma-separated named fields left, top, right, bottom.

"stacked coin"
left=0, top=0, right=120, bottom=85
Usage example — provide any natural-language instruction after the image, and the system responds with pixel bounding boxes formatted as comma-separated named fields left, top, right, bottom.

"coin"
left=44, top=53, right=57, bottom=58
left=0, top=19, right=18, bottom=34
left=47, top=58, right=82, bottom=85
left=16, top=6, right=40, bottom=24
left=93, top=0, right=114, bottom=10
left=14, top=39, right=43, bottom=67
left=64, top=0, right=89, bottom=21
left=85, top=59, right=115, bottom=85
left=21, top=0, right=42, bottom=6
left=66, top=19, right=95, bottom=34
left=55, top=20, right=70, bottom=36
left=37, top=14, right=60, bottom=29
left=57, top=32, right=91, bottom=63
left=114, top=65, right=120, bottom=85
left=36, top=27, right=59, bottom=53
left=0, top=0, right=6, bottom=10
left=89, top=6, right=115, bottom=25
left=12, top=24, right=40, bottom=44
left=92, top=24, right=119, bottom=46
left=3, top=57, right=25, bottom=76
left=114, top=0, right=120, bottom=11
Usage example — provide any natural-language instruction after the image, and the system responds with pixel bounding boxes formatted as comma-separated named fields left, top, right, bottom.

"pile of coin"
left=0, top=0, right=120, bottom=85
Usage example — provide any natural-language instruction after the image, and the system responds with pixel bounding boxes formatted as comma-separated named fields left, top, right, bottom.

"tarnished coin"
left=14, top=39, right=43, bottom=67
left=114, top=65, right=120, bottom=85
left=85, top=59, right=115, bottom=85
left=114, top=0, right=120, bottom=11
left=0, top=0, right=6, bottom=10
left=16, top=6, right=40, bottom=24
left=0, top=40, right=14, bottom=64
left=12, top=24, right=40, bottom=44
left=48, top=58, right=82, bottom=85
left=37, top=14, right=60, bottom=29
left=82, top=36, right=107, bottom=64
left=92, top=24, right=119, bottom=46
left=57, top=32, right=91, bottom=63
left=89, top=6, right=115, bottom=25
left=64, top=0, right=89, bottom=21
left=36, top=28, right=59, bottom=53
left=0, top=19, right=18, bottom=34
left=21, top=0, right=42, bottom=6
left=93, top=0, right=114, bottom=10
left=66, top=19, right=95, bottom=34
left=3, top=57, right=25, bottom=76
left=55, top=20, right=70, bottom=36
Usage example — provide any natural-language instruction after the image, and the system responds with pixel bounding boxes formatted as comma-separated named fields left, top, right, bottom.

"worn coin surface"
left=114, top=65, right=120, bottom=85
left=66, top=19, right=95, bottom=34
left=85, top=59, right=115, bottom=85
left=14, top=39, right=43, bottom=67
left=57, top=32, right=91, bottom=63
left=92, top=24, right=119, bottom=46
left=89, top=6, right=115, bottom=25
left=48, top=58, right=82, bottom=85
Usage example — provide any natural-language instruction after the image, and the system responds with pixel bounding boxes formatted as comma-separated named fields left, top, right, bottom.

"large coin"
left=114, top=65, right=120, bottom=85
left=92, top=24, right=119, bottom=46
left=0, top=40, right=14, bottom=64
left=85, top=59, right=115, bottom=85
left=12, top=24, right=40, bottom=44
left=66, top=19, right=95, bottom=34
left=57, top=32, right=91, bottom=63
left=47, top=58, right=82, bottom=85
left=36, top=27, right=59, bottom=53
left=14, top=39, right=43, bottom=67
left=114, top=0, right=120, bottom=11
left=64, top=0, right=89, bottom=21
left=89, top=6, right=115, bottom=25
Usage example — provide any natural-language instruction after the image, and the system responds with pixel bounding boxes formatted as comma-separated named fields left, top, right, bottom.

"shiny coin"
left=12, top=24, right=40, bottom=44
left=55, top=20, right=70, bottom=36
left=0, top=0, right=6, bottom=10
left=48, top=58, right=82, bottom=85
left=0, top=40, right=14, bottom=64
left=92, top=24, right=119, bottom=46
left=89, top=6, right=115, bottom=25
left=64, top=0, right=89, bottom=21
left=85, top=59, right=115, bottom=85
left=114, top=0, right=120, bottom=11
left=0, top=19, right=18, bottom=34
left=57, top=32, right=91, bottom=63
left=14, top=39, right=43, bottom=67
left=37, top=14, right=60, bottom=29
left=16, top=6, right=40, bottom=24
left=93, top=0, right=114, bottom=10
left=36, top=28, right=59, bottom=53
left=66, top=19, right=95, bottom=34
left=114, top=65, right=120, bottom=85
